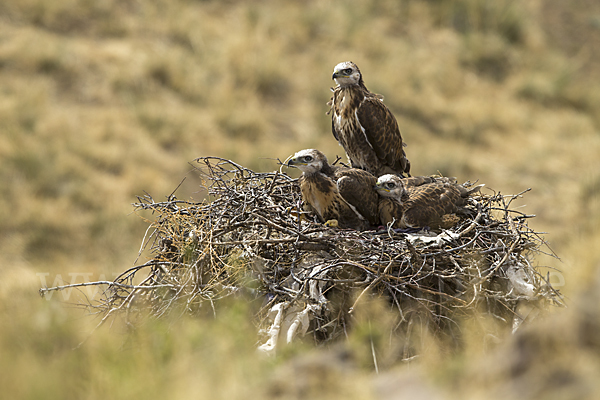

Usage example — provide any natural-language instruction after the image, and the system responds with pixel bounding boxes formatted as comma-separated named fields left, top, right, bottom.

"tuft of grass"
left=428, top=0, right=530, bottom=44
left=460, top=34, right=517, bottom=82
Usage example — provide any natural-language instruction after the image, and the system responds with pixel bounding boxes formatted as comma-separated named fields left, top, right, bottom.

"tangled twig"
left=39, top=157, right=563, bottom=354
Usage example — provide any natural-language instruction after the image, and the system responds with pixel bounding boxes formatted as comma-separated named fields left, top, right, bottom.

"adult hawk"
left=287, top=149, right=379, bottom=230
left=375, top=174, right=482, bottom=230
left=328, top=61, right=410, bottom=177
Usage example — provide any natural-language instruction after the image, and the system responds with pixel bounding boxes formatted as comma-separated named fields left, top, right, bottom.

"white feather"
left=335, top=114, right=342, bottom=127
left=345, top=201, right=367, bottom=221
left=354, top=109, right=374, bottom=151
left=337, top=177, right=367, bottom=221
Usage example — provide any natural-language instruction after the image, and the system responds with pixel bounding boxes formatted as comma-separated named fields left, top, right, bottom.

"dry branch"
left=39, top=157, right=563, bottom=355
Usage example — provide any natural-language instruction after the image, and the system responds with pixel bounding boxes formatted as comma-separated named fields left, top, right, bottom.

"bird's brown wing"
left=334, top=167, right=379, bottom=226
left=401, top=176, right=457, bottom=188
left=403, top=183, right=463, bottom=228
left=299, top=169, right=373, bottom=230
left=401, top=176, right=436, bottom=188
left=356, top=95, right=409, bottom=175
left=331, top=118, right=340, bottom=142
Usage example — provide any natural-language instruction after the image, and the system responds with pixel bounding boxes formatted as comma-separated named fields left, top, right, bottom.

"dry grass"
left=1, top=0, right=600, bottom=398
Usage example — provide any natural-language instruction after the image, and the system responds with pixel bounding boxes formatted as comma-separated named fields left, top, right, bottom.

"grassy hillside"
left=1, top=0, right=600, bottom=398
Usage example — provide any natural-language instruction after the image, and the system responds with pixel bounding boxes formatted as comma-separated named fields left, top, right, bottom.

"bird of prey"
left=287, top=149, right=379, bottom=230
left=328, top=61, right=410, bottom=177
left=375, top=174, right=482, bottom=230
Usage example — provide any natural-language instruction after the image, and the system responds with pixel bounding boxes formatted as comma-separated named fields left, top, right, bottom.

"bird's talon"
left=324, top=219, right=339, bottom=228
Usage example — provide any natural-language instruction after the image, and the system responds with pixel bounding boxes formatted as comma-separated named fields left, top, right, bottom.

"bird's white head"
left=287, top=149, right=327, bottom=174
left=374, top=174, right=406, bottom=199
left=332, top=61, right=362, bottom=87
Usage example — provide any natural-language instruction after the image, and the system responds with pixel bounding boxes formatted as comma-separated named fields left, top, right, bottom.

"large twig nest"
left=40, top=157, right=563, bottom=356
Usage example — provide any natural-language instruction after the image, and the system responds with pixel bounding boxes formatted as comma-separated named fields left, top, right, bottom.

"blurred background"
left=1, top=0, right=599, bottom=398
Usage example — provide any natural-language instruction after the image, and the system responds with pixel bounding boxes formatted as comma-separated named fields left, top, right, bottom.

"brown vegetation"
left=1, top=0, right=600, bottom=398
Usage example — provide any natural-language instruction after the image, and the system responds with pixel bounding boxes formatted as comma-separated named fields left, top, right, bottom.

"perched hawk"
left=287, top=149, right=379, bottom=230
left=375, top=174, right=482, bottom=230
left=328, top=61, right=410, bottom=177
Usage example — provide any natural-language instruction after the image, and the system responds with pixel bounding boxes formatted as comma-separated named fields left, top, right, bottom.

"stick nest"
left=41, top=157, right=563, bottom=354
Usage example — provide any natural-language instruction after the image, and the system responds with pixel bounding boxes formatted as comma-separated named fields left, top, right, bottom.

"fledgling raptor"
left=375, top=174, right=482, bottom=230
left=328, top=61, right=410, bottom=177
left=287, top=149, right=379, bottom=230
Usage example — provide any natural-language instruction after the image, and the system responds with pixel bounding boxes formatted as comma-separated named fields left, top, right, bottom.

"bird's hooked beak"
left=374, top=182, right=388, bottom=192
left=286, top=157, right=302, bottom=168
left=332, top=70, right=347, bottom=80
